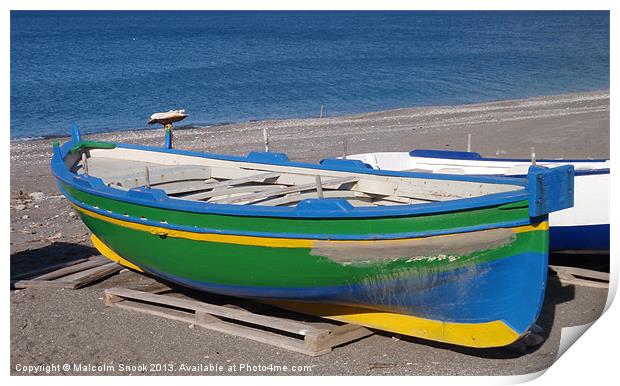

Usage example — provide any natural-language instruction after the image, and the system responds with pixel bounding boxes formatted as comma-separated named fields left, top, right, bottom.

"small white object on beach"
left=48, top=232, right=62, bottom=240
left=148, top=109, right=188, bottom=125
left=29, top=192, right=45, bottom=201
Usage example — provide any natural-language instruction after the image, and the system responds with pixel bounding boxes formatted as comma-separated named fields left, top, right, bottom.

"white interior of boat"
left=68, top=147, right=523, bottom=207
left=345, top=152, right=610, bottom=175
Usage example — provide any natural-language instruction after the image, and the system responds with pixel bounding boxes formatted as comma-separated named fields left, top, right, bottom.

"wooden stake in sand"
left=467, top=133, right=472, bottom=152
left=342, top=138, right=348, bottom=159
left=144, top=167, right=151, bottom=189
left=315, top=175, right=324, bottom=199
left=263, top=128, right=270, bottom=152
left=531, top=147, right=536, bottom=166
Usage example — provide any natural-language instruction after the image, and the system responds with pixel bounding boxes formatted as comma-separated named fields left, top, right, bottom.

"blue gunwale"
left=53, top=138, right=531, bottom=219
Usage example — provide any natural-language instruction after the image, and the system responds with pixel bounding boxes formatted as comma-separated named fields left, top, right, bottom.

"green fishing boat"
left=51, top=124, right=574, bottom=348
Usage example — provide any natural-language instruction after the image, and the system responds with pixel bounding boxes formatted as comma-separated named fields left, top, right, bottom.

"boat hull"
left=67, top=189, right=548, bottom=348
left=51, top=135, right=575, bottom=348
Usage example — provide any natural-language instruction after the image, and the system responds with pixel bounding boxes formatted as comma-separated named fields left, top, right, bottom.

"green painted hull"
left=80, top=207, right=546, bottom=287
left=64, top=182, right=548, bottom=321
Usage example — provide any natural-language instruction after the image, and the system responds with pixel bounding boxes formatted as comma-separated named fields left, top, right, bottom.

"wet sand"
left=10, top=90, right=609, bottom=375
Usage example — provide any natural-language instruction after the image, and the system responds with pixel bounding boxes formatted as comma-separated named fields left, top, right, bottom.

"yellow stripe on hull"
left=267, top=300, right=521, bottom=348
left=91, top=234, right=144, bottom=272
left=72, top=203, right=547, bottom=249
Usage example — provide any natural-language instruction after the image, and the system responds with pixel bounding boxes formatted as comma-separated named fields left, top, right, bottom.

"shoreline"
left=9, top=89, right=610, bottom=143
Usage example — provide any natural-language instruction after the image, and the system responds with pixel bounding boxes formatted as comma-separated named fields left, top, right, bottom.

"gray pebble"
left=29, top=192, right=45, bottom=201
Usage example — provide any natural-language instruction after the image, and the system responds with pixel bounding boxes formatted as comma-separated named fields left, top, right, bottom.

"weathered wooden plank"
left=10, top=258, right=89, bottom=281
left=153, top=179, right=218, bottom=195
left=108, top=165, right=212, bottom=188
left=104, top=288, right=323, bottom=336
left=353, top=178, right=472, bottom=202
left=549, top=265, right=609, bottom=289
left=12, top=279, right=79, bottom=289
left=110, top=298, right=311, bottom=356
left=549, top=265, right=610, bottom=282
left=208, top=166, right=281, bottom=181
left=12, top=260, right=121, bottom=289
left=112, top=299, right=201, bottom=324
left=31, top=256, right=109, bottom=281
left=71, top=263, right=123, bottom=288
left=202, top=172, right=282, bottom=190
left=270, top=173, right=320, bottom=186
left=182, top=184, right=285, bottom=202
left=305, top=324, right=373, bottom=352
left=126, top=281, right=172, bottom=294
left=213, top=176, right=360, bottom=205
left=198, top=319, right=331, bottom=356
left=103, top=287, right=372, bottom=356
left=178, top=172, right=319, bottom=200
left=355, top=179, right=397, bottom=197
left=396, top=178, right=515, bottom=199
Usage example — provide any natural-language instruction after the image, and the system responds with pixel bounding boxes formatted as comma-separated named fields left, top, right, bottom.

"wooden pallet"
left=104, top=286, right=373, bottom=356
left=549, top=265, right=609, bottom=289
left=11, top=256, right=123, bottom=289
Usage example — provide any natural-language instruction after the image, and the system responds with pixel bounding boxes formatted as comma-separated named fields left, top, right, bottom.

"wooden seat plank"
left=107, top=165, right=212, bottom=188
left=179, top=172, right=283, bottom=201
left=212, top=176, right=360, bottom=205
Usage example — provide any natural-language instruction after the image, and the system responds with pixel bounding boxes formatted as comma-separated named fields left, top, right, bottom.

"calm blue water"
left=10, top=11, right=609, bottom=139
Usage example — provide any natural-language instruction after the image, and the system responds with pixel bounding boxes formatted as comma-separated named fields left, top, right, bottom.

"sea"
left=10, top=11, right=609, bottom=140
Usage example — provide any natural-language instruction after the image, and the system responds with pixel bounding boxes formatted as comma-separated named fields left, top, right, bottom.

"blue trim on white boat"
left=410, top=149, right=609, bottom=163
left=319, top=158, right=374, bottom=169
left=474, top=169, right=609, bottom=177
left=411, top=149, right=484, bottom=160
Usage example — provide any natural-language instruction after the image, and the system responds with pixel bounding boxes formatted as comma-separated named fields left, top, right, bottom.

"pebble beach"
left=10, top=90, right=610, bottom=375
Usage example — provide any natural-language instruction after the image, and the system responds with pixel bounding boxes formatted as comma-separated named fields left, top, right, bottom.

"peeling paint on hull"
left=311, top=228, right=516, bottom=264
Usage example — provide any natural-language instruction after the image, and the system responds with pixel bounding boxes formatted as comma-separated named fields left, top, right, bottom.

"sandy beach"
left=10, top=90, right=610, bottom=375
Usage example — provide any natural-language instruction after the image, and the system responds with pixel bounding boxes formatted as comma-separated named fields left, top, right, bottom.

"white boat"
left=343, top=149, right=609, bottom=253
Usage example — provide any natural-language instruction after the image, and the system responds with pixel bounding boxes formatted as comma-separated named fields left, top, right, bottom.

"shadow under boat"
left=10, top=242, right=100, bottom=281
